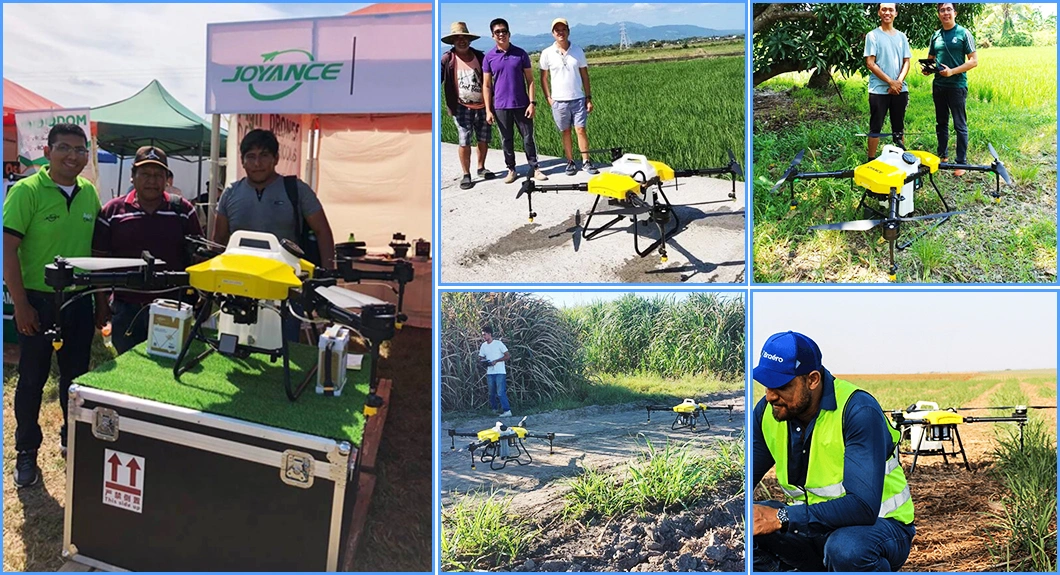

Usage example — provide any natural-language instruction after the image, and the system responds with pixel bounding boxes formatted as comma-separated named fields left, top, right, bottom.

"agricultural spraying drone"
left=447, top=417, right=572, bottom=470
left=43, top=231, right=415, bottom=408
left=517, top=148, right=743, bottom=262
left=887, top=401, right=1055, bottom=474
left=645, top=398, right=736, bottom=432
left=768, top=143, right=1013, bottom=280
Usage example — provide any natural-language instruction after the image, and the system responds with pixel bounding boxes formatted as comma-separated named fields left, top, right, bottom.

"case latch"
left=281, top=450, right=315, bottom=488
left=92, top=408, right=120, bottom=442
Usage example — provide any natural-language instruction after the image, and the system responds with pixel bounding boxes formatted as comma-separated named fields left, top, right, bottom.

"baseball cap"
left=551, top=17, right=569, bottom=30
left=133, top=146, right=172, bottom=175
left=753, top=331, right=823, bottom=389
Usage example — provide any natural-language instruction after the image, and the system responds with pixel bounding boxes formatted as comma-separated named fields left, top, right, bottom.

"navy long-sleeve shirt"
left=753, top=370, right=898, bottom=537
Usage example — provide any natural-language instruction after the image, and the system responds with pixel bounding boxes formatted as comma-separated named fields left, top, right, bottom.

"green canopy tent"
left=92, top=79, right=227, bottom=201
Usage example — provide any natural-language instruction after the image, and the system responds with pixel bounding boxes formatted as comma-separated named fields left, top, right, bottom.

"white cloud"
left=3, top=3, right=350, bottom=118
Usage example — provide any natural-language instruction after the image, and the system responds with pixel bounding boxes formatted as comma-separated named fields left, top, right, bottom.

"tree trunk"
left=808, top=67, right=832, bottom=90
left=753, top=60, right=807, bottom=87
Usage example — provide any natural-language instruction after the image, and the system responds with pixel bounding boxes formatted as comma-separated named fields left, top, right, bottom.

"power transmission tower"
left=619, top=22, right=631, bottom=50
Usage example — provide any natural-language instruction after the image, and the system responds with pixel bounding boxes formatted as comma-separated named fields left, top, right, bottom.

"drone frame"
left=645, top=401, right=735, bottom=432
left=518, top=149, right=743, bottom=261
left=447, top=425, right=557, bottom=471
left=888, top=406, right=1033, bottom=474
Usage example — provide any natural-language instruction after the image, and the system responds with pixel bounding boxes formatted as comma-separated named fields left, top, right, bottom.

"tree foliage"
left=753, top=3, right=984, bottom=87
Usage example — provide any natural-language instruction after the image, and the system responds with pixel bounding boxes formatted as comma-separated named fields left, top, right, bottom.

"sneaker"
left=499, top=410, right=512, bottom=417
left=459, top=174, right=473, bottom=190
left=584, top=160, right=599, bottom=175
left=478, top=168, right=495, bottom=180
left=533, top=169, right=549, bottom=181
left=13, top=450, right=41, bottom=488
left=504, top=169, right=518, bottom=184
left=565, top=160, right=578, bottom=176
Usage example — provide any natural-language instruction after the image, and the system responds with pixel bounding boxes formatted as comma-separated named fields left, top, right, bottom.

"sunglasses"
left=492, top=29, right=510, bottom=36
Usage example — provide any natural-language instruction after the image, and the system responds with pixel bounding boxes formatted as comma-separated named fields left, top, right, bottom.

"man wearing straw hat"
left=441, top=22, right=494, bottom=190
left=752, top=331, right=915, bottom=572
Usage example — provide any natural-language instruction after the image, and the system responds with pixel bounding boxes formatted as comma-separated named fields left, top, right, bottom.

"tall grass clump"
left=985, top=420, right=1057, bottom=572
left=564, top=437, right=744, bottom=522
left=441, top=292, right=584, bottom=411
left=442, top=493, right=537, bottom=571
left=565, top=293, right=744, bottom=381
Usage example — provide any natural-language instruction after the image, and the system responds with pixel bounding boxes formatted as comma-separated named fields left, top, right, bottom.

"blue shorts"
left=551, top=98, right=588, bottom=131
left=453, top=106, right=491, bottom=146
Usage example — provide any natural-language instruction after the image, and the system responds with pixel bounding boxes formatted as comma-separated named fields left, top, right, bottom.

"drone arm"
left=673, top=167, right=730, bottom=178
left=797, top=169, right=856, bottom=181
left=525, top=432, right=556, bottom=454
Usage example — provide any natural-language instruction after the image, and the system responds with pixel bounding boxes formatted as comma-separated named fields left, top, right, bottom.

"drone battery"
left=317, top=325, right=351, bottom=396
left=146, top=299, right=193, bottom=359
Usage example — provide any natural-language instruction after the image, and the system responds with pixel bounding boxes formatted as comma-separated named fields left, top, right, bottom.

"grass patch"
left=985, top=420, right=1058, bottom=572
left=563, top=437, right=743, bottom=522
left=441, top=492, right=538, bottom=572
left=754, top=45, right=1057, bottom=283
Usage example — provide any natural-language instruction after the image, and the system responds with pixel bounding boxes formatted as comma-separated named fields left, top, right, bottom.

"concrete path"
left=439, top=143, right=746, bottom=284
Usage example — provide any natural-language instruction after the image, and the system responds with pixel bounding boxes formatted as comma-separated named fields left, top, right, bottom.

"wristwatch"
left=776, top=507, right=789, bottom=532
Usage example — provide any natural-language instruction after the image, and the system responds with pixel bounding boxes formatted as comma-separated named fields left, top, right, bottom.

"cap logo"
left=762, top=351, right=783, bottom=363
left=795, top=359, right=801, bottom=368
left=145, top=150, right=160, bottom=160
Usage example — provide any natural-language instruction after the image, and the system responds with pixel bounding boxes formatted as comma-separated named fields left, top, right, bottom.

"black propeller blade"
left=727, top=149, right=744, bottom=178
left=769, top=149, right=805, bottom=194
left=516, top=179, right=534, bottom=199
left=987, top=142, right=1014, bottom=186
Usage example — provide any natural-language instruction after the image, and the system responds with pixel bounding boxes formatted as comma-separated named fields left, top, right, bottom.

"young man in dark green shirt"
left=923, top=2, right=978, bottom=175
left=2, top=124, right=108, bottom=487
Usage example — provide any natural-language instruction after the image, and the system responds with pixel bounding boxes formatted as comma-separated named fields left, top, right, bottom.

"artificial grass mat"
left=75, top=341, right=370, bottom=445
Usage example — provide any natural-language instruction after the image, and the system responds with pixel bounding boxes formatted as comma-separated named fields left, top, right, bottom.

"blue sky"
left=753, top=292, right=1057, bottom=374
left=439, top=3, right=745, bottom=39
left=3, top=4, right=366, bottom=119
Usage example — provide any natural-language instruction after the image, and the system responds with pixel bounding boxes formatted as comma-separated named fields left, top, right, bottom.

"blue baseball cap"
left=753, top=331, right=823, bottom=389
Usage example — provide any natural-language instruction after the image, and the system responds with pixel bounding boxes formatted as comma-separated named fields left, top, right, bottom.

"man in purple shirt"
left=483, top=18, right=548, bottom=184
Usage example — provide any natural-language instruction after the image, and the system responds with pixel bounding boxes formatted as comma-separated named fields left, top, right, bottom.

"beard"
left=770, top=382, right=812, bottom=422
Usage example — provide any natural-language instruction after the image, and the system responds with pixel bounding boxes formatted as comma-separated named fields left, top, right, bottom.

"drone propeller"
left=769, top=149, right=806, bottom=194
left=727, top=149, right=744, bottom=178
left=516, top=178, right=534, bottom=200
left=316, top=285, right=388, bottom=308
left=65, top=257, right=166, bottom=271
left=809, top=210, right=965, bottom=232
left=987, top=143, right=1014, bottom=186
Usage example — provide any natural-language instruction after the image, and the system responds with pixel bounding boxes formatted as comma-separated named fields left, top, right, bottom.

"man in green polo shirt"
left=923, top=2, right=977, bottom=176
left=3, top=123, right=108, bottom=488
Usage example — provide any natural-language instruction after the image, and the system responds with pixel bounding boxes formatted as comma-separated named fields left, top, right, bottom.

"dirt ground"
left=756, top=379, right=1058, bottom=572
left=442, top=391, right=745, bottom=571
left=439, top=143, right=746, bottom=284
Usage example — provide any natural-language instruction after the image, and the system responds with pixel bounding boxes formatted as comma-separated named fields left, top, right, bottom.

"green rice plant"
left=442, top=56, right=745, bottom=168
left=440, top=292, right=584, bottom=411
left=985, top=420, right=1058, bottom=572
left=442, top=492, right=538, bottom=571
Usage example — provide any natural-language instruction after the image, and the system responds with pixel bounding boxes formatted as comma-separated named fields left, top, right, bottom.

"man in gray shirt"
left=212, top=129, right=335, bottom=269
left=864, top=3, right=912, bottom=160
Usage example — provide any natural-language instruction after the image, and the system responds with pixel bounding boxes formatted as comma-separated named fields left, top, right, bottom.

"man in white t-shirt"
left=863, top=3, right=912, bottom=160
left=478, top=325, right=512, bottom=417
left=539, top=18, right=598, bottom=176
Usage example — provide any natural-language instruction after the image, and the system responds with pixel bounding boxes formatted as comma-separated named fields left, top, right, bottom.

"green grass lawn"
left=753, top=45, right=1057, bottom=283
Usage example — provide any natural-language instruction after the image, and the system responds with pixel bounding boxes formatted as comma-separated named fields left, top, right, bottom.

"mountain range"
left=444, top=21, right=743, bottom=53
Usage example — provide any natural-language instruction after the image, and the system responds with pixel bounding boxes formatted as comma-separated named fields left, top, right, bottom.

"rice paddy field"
left=753, top=369, right=1058, bottom=571
left=753, top=45, right=1057, bottom=283
left=441, top=54, right=746, bottom=170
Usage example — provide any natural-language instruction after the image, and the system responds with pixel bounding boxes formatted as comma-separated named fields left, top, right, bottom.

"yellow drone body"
left=673, top=398, right=706, bottom=414
left=854, top=150, right=941, bottom=195
left=587, top=172, right=643, bottom=200
left=923, top=410, right=963, bottom=426
left=477, top=426, right=528, bottom=443
left=647, top=160, right=676, bottom=182
left=186, top=254, right=301, bottom=300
